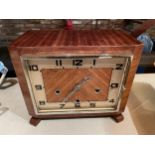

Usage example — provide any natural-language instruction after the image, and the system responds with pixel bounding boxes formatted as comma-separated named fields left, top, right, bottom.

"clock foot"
left=30, top=117, right=41, bottom=126
left=111, top=114, right=124, bottom=123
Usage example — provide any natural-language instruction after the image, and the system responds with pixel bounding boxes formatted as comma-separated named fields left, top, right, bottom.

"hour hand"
left=62, top=76, right=91, bottom=104
left=74, top=76, right=90, bottom=90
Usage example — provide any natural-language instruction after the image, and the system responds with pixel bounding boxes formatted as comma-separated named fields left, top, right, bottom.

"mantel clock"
left=9, top=30, right=143, bottom=126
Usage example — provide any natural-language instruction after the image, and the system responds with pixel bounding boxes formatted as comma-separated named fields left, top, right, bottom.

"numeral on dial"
left=39, top=101, right=45, bottom=105
left=115, top=64, right=123, bottom=70
left=73, top=59, right=83, bottom=66
left=29, top=65, right=38, bottom=71
left=56, top=60, right=62, bottom=66
left=90, top=102, right=96, bottom=108
left=110, top=83, right=119, bottom=89
left=35, top=85, right=42, bottom=90
left=60, top=104, right=65, bottom=108
left=93, top=59, right=96, bottom=66
left=75, top=100, right=80, bottom=108
left=109, top=99, right=115, bottom=103
left=75, top=102, right=80, bottom=108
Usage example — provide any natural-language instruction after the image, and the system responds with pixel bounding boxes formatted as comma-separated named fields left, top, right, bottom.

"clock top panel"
left=10, top=29, right=142, bottom=50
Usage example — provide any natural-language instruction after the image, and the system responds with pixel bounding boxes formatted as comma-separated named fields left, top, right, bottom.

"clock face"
left=22, top=56, right=130, bottom=115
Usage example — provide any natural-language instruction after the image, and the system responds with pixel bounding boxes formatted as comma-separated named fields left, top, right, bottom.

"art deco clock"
left=9, top=30, right=143, bottom=126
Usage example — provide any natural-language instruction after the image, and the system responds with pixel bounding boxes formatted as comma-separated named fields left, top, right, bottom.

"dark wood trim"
left=29, top=113, right=124, bottom=126
left=111, top=113, right=124, bottom=123
left=30, top=117, right=41, bottom=126
left=119, top=45, right=143, bottom=112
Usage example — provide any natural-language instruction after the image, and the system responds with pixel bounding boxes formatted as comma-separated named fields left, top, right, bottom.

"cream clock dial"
left=22, top=56, right=130, bottom=114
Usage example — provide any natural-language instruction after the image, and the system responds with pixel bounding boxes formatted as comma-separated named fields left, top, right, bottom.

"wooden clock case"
left=9, top=29, right=143, bottom=126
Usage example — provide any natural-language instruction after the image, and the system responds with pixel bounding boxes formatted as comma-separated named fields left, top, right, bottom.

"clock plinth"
left=30, top=113, right=124, bottom=126
left=111, top=113, right=124, bottom=123
left=9, top=29, right=143, bottom=126
left=30, top=117, right=41, bottom=126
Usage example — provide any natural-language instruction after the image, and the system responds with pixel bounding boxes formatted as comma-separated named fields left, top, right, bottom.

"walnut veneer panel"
left=10, top=29, right=141, bottom=49
left=42, top=68, right=112, bottom=102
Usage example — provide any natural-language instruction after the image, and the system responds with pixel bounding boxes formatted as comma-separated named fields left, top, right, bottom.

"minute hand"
left=63, top=76, right=90, bottom=103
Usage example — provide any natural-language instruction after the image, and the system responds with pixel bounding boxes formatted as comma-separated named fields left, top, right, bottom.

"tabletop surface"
left=1, top=74, right=154, bottom=135
left=3, top=73, right=154, bottom=134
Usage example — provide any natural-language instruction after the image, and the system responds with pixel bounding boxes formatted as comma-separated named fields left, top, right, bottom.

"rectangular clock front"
left=22, top=56, right=130, bottom=115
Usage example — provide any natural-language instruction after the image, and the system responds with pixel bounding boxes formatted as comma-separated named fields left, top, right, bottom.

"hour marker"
left=110, top=83, right=119, bottom=88
left=29, top=65, right=38, bottom=71
left=75, top=100, right=80, bottom=108
left=60, top=104, right=65, bottom=108
left=39, top=101, right=45, bottom=105
left=93, top=59, right=96, bottom=66
left=35, top=85, right=42, bottom=90
left=73, top=59, right=83, bottom=66
left=56, top=60, right=62, bottom=66
left=75, top=103, right=80, bottom=108
left=90, top=102, right=96, bottom=108
left=109, top=99, right=115, bottom=103
left=115, top=64, right=123, bottom=70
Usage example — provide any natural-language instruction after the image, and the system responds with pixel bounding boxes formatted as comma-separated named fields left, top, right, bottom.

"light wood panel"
left=42, top=68, right=112, bottom=102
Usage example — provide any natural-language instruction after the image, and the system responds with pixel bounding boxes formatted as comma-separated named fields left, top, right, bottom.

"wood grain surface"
left=10, top=29, right=141, bottom=49
left=8, top=29, right=144, bottom=121
left=42, top=68, right=112, bottom=102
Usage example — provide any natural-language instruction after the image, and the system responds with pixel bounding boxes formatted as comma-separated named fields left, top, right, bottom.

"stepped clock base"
left=111, top=114, right=124, bottom=123
left=30, top=117, right=41, bottom=126
left=29, top=114, right=124, bottom=126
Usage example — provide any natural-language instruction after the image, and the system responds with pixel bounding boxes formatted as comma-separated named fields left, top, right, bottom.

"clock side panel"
left=119, top=45, right=144, bottom=112
left=8, top=50, right=37, bottom=116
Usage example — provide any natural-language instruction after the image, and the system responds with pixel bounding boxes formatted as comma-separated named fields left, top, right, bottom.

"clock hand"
left=61, top=76, right=91, bottom=106
left=63, top=76, right=90, bottom=102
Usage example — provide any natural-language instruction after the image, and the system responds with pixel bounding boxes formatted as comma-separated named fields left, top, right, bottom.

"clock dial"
left=22, top=56, right=130, bottom=114
left=41, top=68, right=112, bottom=102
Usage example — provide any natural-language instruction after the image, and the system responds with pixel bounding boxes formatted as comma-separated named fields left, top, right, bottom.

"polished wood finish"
left=111, top=113, right=124, bottom=123
left=10, top=29, right=141, bottom=48
left=42, top=68, right=112, bottom=102
left=9, top=30, right=143, bottom=125
left=30, top=113, right=123, bottom=125
left=30, top=117, right=41, bottom=126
